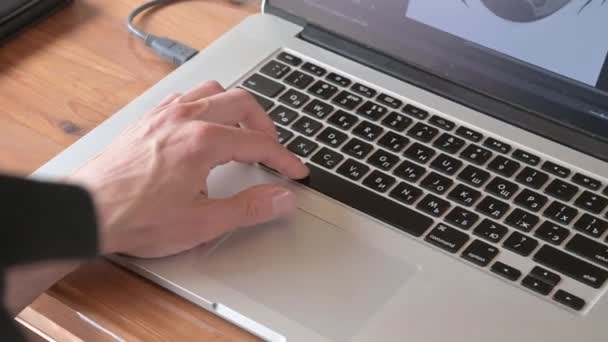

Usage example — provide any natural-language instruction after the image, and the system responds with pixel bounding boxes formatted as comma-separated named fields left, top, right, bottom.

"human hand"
left=70, top=81, right=309, bottom=258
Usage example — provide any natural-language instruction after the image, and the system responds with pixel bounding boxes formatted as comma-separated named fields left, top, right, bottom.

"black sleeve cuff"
left=0, top=175, right=99, bottom=267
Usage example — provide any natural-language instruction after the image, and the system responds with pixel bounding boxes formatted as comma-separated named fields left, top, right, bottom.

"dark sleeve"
left=0, top=175, right=99, bottom=341
left=0, top=175, right=99, bottom=267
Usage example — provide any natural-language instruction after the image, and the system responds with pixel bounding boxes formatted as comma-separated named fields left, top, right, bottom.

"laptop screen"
left=270, top=0, right=608, bottom=139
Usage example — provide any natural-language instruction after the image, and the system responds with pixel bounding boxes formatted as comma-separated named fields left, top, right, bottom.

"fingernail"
left=272, top=189, right=296, bottom=218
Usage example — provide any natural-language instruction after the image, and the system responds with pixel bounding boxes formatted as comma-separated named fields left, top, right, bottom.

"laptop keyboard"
left=239, top=51, right=608, bottom=313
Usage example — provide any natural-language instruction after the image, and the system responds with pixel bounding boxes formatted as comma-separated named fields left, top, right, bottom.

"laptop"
left=33, top=1, right=608, bottom=341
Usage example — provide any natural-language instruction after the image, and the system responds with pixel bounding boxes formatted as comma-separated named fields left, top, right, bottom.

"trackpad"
left=194, top=209, right=415, bottom=341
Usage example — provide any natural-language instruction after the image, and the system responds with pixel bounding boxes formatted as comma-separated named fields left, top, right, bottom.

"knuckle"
left=167, top=103, right=193, bottom=121
left=204, top=80, right=224, bottom=92
left=191, top=122, right=220, bottom=143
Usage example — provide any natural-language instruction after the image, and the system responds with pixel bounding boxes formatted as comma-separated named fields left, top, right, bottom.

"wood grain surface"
left=0, top=0, right=263, bottom=340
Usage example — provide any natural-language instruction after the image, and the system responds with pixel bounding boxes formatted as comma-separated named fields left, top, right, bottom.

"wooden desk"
left=0, top=1, right=262, bottom=340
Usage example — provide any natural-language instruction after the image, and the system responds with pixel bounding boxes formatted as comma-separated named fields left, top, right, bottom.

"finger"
left=186, top=88, right=277, bottom=138
left=156, top=93, right=183, bottom=108
left=179, top=80, right=225, bottom=103
left=188, top=123, right=309, bottom=179
left=197, top=184, right=296, bottom=237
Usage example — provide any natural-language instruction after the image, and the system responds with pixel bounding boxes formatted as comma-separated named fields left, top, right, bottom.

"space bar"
left=298, top=163, right=434, bottom=237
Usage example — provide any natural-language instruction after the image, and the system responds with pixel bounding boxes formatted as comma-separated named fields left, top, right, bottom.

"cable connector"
left=145, top=35, right=198, bottom=66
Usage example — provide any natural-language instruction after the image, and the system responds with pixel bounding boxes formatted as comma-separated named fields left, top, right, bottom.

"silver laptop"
left=34, top=1, right=608, bottom=341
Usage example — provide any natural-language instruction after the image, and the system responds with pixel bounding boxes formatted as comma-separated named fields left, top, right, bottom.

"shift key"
left=534, top=245, right=608, bottom=289
left=566, top=234, right=608, bottom=268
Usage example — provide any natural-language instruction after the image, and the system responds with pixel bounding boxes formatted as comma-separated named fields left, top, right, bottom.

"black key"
left=460, top=144, right=493, bottom=165
left=458, top=165, right=491, bottom=188
left=336, top=158, right=370, bottom=181
left=425, top=224, right=469, bottom=253
left=287, top=136, right=318, bottom=157
left=326, top=72, right=351, bottom=87
left=543, top=202, right=578, bottom=225
left=503, top=231, right=539, bottom=256
left=363, top=170, right=396, bottom=193
left=394, top=160, right=426, bottom=183
left=473, top=219, right=509, bottom=244
left=249, top=92, right=274, bottom=111
left=328, top=110, right=358, bottom=130
left=535, top=221, right=570, bottom=245
left=530, top=266, right=561, bottom=287
left=522, top=275, right=553, bottom=296
left=433, top=133, right=465, bottom=154
left=243, top=74, right=285, bottom=97
left=311, top=147, right=344, bottom=170
left=276, top=52, right=302, bottom=66
left=553, top=290, right=585, bottom=311
left=368, top=149, right=400, bottom=171
left=575, top=191, right=608, bottom=214
left=515, top=167, right=549, bottom=189
left=402, top=104, right=428, bottom=119
left=513, top=149, right=540, bottom=166
left=462, top=240, right=499, bottom=267
left=381, top=112, right=412, bottom=132
left=316, top=127, right=348, bottom=148
left=417, top=194, right=451, bottom=217
left=303, top=99, right=334, bottom=120
left=378, top=131, right=410, bottom=153
left=308, top=80, right=338, bottom=100
left=404, top=143, right=436, bottom=164
left=342, top=138, right=374, bottom=159
left=301, top=62, right=326, bottom=76
left=333, top=90, right=363, bottom=110
left=487, top=156, right=520, bottom=178
left=483, top=137, right=511, bottom=154
left=572, top=173, right=602, bottom=191
left=428, top=115, right=455, bottom=131
left=445, top=206, right=479, bottom=230
left=377, top=94, right=402, bottom=109
left=566, top=234, right=608, bottom=268
left=279, top=89, right=310, bottom=109
left=534, top=244, right=608, bottom=289
left=491, top=262, right=522, bottom=281
left=389, top=182, right=423, bottom=205
left=574, top=214, right=608, bottom=238
left=356, top=101, right=388, bottom=121
left=292, top=116, right=323, bottom=136
left=476, top=196, right=510, bottom=219
left=300, top=163, right=434, bottom=237
left=351, top=83, right=377, bottom=98
left=544, top=179, right=579, bottom=202
left=448, top=184, right=482, bottom=207
left=485, top=177, right=519, bottom=200
left=455, top=126, right=483, bottom=142
left=353, top=121, right=384, bottom=141
left=430, top=154, right=463, bottom=176
left=269, top=105, right=298, bottom=126
left=505, top=208, right=540, bottom=232
left=284, top=70, right=314, bottom=89
left=275, top=126, right=293, bottom=145
left=514, top=189, right=548, bottom=212
left=407, top=122, right=439, bottom=143
left=542, top=161, right=571, bottom=178
left=421, top=172, right=453, bottom=195
left=260, top=60, right=291, bottom=79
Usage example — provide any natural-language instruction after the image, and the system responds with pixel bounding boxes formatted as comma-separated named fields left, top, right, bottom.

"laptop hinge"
left=297, top=24, right=608, bottom=163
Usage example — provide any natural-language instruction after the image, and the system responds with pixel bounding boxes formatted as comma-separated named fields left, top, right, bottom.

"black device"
left=0, top=0, right=72, bottom=43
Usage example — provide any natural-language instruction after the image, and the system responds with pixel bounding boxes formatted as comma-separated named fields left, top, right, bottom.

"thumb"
left=202, top=184, right=296, bottom=236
